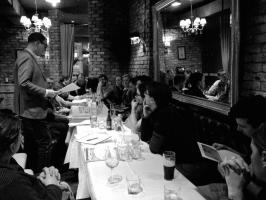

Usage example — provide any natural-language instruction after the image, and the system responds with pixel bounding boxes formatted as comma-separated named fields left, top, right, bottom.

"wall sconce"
left=130, top=32, right=147, bottom=52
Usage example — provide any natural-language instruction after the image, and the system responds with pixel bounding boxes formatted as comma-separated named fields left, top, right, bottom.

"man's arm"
left=17, top=56, right=46, bottom=97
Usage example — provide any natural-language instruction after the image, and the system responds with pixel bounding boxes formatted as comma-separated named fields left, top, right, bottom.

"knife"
left=87, top=137, right=98, bottom=141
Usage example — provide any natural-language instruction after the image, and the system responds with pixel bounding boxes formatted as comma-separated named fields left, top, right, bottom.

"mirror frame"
left=152, top=0, right=240, bottom=115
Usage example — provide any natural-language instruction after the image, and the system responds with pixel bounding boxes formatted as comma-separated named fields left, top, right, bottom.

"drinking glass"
left=164, top=183, right=181, bottom=200
left=105, top=146, right=122, bottom=184
left=126, top=174, right=143, bottom=195
left=163, top=151, right=176, bottom=180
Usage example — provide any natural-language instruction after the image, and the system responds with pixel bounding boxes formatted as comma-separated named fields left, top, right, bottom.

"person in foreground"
left=0, top=109, right=64, bottom=200
left=198, top=123, right=266, bottom=200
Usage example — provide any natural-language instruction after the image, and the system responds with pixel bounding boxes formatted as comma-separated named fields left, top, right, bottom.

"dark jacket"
left=140, top=104, right=201, bottom=163
left=0, top=158, right=62, bottom=200
left=14, top=49, right=49, bottom=119
left=184, top=86, right=206, bottom=99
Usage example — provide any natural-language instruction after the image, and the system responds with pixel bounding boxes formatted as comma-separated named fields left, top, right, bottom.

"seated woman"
left=184, top=72, right=206, bottom=98
left=0, top=109, right=63, bottom=200
left=140, top=82, right=201, bottom=160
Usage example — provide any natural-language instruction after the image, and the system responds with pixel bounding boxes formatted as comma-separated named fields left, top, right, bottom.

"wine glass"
left=105, top=146, right=122, bottom=184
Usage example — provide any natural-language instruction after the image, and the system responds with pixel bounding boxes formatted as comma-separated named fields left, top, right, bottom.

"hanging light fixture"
left=179, top=0, right=206, bottom=34
left=45, top=0, right=60, bottom=7
left=20, top=0, right=52, bottom=39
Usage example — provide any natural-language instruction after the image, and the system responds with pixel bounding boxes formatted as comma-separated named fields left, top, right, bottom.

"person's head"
left=136, top=83, right=146, bottom=101
left=77, top=73, right=85, bottom=86
left=217, top=70, right=229, bottom=83
left=115, top=76, right=122, bottom=87
left=122, top=74, right=130, bottom=88
left=188, top=72, right=203, bottom=88
left=59, top=76, right=69, bottom=86
left=72, top=73, right=79, bottom=82
left=46, top=77, right=54, bottom=89
left=145, top=82, right=172, bottom=111
left=184, top=69, right=192, bottom=78
left=229, top=95, right=266, bottom=137
left=0, top=109, right=22, bottom=159
left=98, top=74, right=108, bottom=86
left=129, top=78, right=136, bottom=90
left=250, top=123, right=266, bottom=182
left=27, top=32, right=47, bottom=57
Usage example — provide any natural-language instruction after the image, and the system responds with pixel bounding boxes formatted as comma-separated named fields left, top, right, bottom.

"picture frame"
left=177, top=46, right=186, bottom=60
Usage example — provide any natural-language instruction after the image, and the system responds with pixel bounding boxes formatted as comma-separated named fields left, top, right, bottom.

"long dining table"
left=64, top=104, right=206, bottom=200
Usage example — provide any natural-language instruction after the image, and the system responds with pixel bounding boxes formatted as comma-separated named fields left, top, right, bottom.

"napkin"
left=76, top=134, right=111, bottom=145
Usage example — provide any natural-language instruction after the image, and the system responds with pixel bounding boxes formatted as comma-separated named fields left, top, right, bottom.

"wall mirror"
left=152, top=0, right=240, bottom=115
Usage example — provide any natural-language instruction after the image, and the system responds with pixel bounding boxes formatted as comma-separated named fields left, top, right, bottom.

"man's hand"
left=37, top=167, right=60, bottom=186
left=46, top=89, right=60, bottom=98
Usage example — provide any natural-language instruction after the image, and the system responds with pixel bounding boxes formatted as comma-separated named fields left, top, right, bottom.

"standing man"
left=14, top=32, right=59, bottom=173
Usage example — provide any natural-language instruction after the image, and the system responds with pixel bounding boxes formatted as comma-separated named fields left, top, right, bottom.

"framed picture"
left=177, top=46, right=186, bottom=60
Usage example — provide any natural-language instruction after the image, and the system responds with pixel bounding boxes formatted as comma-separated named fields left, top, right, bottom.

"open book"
left=197, top=142, right=222, bottom=162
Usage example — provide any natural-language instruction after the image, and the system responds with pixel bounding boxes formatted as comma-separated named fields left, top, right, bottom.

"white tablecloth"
left=64, top=118, right=205, bottom=200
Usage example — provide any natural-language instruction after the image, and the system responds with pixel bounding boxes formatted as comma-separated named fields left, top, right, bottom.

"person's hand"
left=37, top=167, right=60, bottom=186
left=212, top=143, right=231, bottom=150
left=131, top=99, right=138, bottom=111
left=46, top=89, right=60, bottom=98
left=219, top=157, right=249, bottom=176
left=219, top=157, right=250, bottom=199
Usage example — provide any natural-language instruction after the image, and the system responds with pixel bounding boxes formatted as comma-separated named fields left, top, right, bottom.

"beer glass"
left=163, top=151, right=176, bottom=180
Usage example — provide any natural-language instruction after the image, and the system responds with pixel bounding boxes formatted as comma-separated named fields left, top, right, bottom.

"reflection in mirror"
left=153, top=0, right=240, bottom=115
left=158, top=0, right=231, bottom=104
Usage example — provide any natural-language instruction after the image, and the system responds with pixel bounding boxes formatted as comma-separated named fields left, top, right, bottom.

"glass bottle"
left=106, top=110, right=112, bottom=130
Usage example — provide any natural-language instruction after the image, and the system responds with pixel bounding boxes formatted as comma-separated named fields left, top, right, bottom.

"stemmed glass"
left=105, top=146, right=122, bottom=184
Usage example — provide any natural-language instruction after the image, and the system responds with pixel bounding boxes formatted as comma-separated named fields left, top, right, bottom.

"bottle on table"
left=106, top=110, right=112, bottom=130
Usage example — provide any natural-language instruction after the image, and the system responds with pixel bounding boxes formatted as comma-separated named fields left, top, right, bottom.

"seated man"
left=198, top=123, right=266, bottom=200
left=212, top=95, right=266, bottom=161
left=0, top=109, right=63, bottom=200
left=96, top=74, right=113, bottom=106
left=109, top=76, right=123, bottom=105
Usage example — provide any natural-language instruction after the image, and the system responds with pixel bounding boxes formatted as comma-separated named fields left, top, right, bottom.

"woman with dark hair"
left=184, top=72, right=206, bottom=98
left=140, top=82, right=201, bottom=160
left=0, top=109, right=63, bottom=200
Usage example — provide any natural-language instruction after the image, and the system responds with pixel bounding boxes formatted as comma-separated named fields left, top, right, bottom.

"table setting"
left=64, top=99, right=206, bottom=200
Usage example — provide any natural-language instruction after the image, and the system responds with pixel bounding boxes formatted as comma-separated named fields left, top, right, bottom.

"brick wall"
left=0, top=27, right=27, bottom=83
left=88, top=0, right=129, bottom=82
left=240, top=0, right=266, bottom=97
left=47, top=9, right=61, bottom=81
left=128, top=0, right=152, bottom=77
left=159, top=28, right=202, bottom=74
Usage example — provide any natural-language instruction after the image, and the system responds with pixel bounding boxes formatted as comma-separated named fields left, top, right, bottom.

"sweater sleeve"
left=7, top=178, right=62, bottom=200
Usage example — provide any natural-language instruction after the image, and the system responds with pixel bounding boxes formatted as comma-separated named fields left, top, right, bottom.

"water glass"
left=91, top=115, right=98, bottom=128
left=130, top=140, right=142, bottom=159
left=126, top=175, right=143, bottom=195
left=164, top=182, right=181, bottom=200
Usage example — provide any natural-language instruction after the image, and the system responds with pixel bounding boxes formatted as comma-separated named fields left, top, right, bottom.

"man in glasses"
left=14, top=32, right=59, bottom=173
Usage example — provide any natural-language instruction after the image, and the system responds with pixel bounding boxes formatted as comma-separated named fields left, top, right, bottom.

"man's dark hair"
left=0, top=109, right=21, bottom=153
left=229, top=95, right=266, bottom=129
left=146, top=82, right=172, bottom=107
left=28, top=32, right=46, bottom=43
left=98, top=74, right=108, bottom=81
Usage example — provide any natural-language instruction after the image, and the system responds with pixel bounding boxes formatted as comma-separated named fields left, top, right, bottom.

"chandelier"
left=20, top=0, right=51, bottom=38
left=179, top=0, right=206, bottom=34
